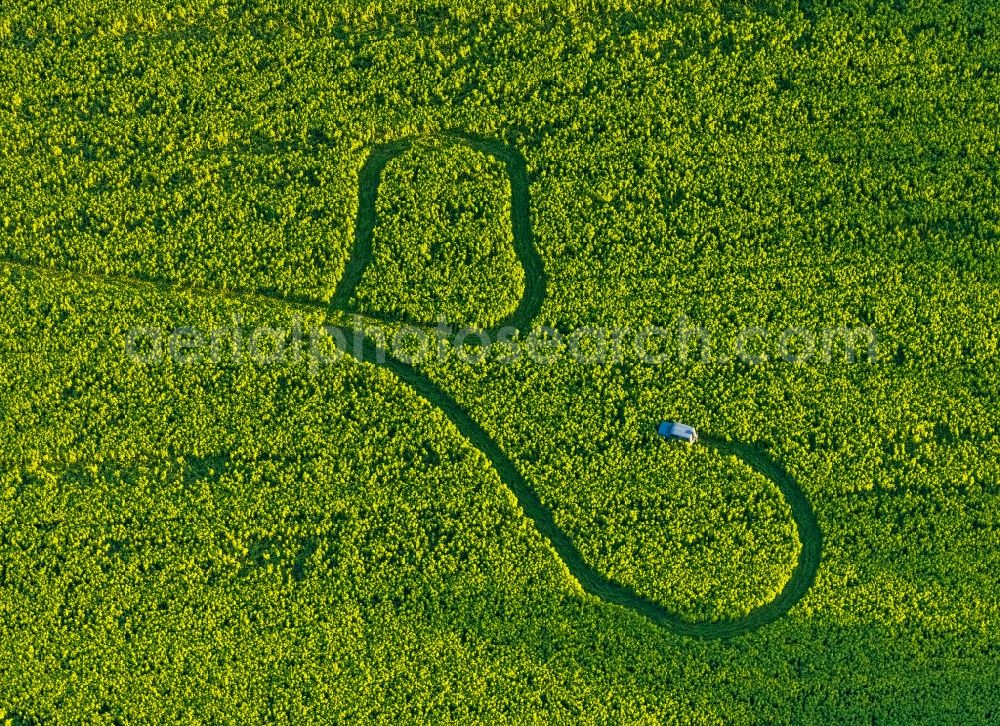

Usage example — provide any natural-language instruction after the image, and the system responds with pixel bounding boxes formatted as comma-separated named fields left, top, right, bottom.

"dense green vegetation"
left=352, top=138, right=524, bottom=330
left=568, top=442, right=801, bottom=623
left=1, top=0, right=999, bottom=722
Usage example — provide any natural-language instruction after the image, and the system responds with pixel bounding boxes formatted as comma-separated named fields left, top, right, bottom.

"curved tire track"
left=338, top=133, right=822, bottom=638
left=0, top=132, right=822, bottom=638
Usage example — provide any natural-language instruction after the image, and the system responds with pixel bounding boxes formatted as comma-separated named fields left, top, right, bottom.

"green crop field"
left=1, top=0, right=998, bottom=722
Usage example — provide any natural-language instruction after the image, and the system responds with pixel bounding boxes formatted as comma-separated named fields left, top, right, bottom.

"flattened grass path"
left=1, top=132, right=822, bottom=638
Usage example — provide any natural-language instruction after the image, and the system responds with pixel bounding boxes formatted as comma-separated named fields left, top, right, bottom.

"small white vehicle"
left=658, top=421, right=698, bottom=443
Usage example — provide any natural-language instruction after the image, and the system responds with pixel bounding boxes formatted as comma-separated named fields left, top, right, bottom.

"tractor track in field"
left=0, top=132, right=821, bottom=639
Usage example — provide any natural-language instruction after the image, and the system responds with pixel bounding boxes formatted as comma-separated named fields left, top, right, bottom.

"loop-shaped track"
left=336, top=133, right=822, bottom=638
left=0, top=132, right=821, bottom=638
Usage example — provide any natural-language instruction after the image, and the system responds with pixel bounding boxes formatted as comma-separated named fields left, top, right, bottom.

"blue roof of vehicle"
left=658, top=421, right=695, bottom=435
